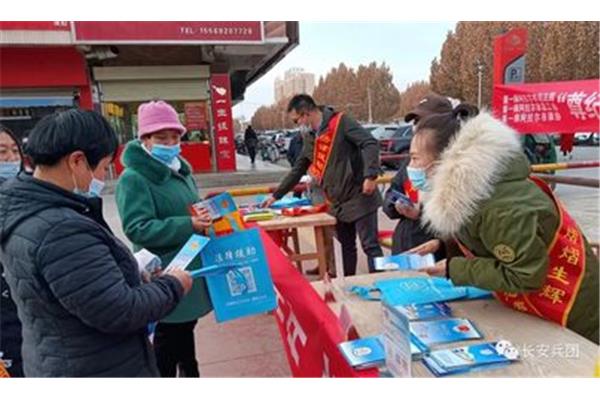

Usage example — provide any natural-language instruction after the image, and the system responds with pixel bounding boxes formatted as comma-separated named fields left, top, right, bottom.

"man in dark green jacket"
left=116, top=101, right=213, bottom=377
left=263, top=94, right=383, bottom=276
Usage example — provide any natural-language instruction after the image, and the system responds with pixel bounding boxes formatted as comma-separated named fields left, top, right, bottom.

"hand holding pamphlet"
left=163, top=234, right=210, bottom=273
left=374, top=253, right=435, bottom=271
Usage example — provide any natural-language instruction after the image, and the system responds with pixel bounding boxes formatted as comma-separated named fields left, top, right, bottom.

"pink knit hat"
left=137, top=100, right=186, bottom=138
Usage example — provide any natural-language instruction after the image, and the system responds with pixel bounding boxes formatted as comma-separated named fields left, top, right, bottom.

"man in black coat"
left=263, top=95, right=383, bottom=276
left=0, top=110, right=192, bottom=377
left=244, top=125, right=258, bottom=165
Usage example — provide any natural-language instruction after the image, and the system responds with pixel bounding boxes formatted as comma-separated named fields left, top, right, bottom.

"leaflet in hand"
left=389, top=189, right=413, bottom=207
left=163, top=234, right=210, bottom=272
left=190, top=192, right=238, bottom=221
left=423, top=341, right=519, bottom=377
left=374, top=253, right=435, bottom=271
left=338, top=336, right=386, bottom=370
left=410, top=318, right=483, bottom=347
left=133, top=248, right=162, bottom=276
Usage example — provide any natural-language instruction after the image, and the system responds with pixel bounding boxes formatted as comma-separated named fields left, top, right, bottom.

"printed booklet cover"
left=394, top=302, right=453, bottom=321
left=410, top=318, right=483, bottom=347
left=338, top=336, right=386, bottom=370
left=423, top=341, right=519, bottom=376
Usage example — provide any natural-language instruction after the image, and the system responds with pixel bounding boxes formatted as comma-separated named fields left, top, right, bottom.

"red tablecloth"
left=260, top=229, right=378, bottom=377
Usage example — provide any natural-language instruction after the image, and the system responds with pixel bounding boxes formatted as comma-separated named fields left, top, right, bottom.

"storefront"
left=0, top=21, right=299, bottom=173
left=0, top=46, right=93, bottom=140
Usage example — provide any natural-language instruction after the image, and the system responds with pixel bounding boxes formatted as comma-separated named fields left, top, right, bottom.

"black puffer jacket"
left=0, top=174, right=184, bottom=377
left=0, top=175, right=24, bottom=377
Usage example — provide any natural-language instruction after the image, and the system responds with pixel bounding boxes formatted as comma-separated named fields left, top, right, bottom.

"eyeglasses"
left=292, top=113, right=307, bottom=125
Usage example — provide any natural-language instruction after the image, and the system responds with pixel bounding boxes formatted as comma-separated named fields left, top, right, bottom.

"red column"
left=210, top=73, right=237, bottom=172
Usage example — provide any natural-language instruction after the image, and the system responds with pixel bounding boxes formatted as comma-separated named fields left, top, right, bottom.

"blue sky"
left=233, top=21, right=457, bottom=120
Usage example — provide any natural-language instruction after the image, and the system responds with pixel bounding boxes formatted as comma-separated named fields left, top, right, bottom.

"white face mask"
left=299, top=124, right=311, bottom=134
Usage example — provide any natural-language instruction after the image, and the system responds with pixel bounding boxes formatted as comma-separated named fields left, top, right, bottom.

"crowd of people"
left=0, top=93, right=598, bottom=377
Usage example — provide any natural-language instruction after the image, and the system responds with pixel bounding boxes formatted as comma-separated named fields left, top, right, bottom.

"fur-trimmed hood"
left=421, top=111, right=527, bottom=238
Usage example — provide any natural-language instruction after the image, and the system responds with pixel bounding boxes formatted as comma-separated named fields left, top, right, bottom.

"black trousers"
left=335, top=211, right=383, bottom=276
left=247, top=146, right=257, bottom=164
left=153, top=321, right=199, bottom=377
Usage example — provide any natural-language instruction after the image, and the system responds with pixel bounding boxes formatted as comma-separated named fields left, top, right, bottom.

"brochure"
left=163, top=234, right=210, bottom=272
left=410, top=318, right=483, bottom=347
left=422, top=341, right=519, bottom=377
left=338, top=336, right=386, bottom=370
left=394, top=302, right=453, bottom=321
left=374, top=253, right=435, bottom=271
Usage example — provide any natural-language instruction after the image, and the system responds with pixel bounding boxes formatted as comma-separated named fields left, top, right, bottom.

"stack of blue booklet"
left=422, top=341, right=520, bottom=376
left=395, top=302, right=453, bottom=321
left=338, top=336, right=386, bottom=370
left=394, top=302, right=454, bottom=360
left=262, top=195, right=312, bottom=209
left=410, top=318, right=483, bottom=351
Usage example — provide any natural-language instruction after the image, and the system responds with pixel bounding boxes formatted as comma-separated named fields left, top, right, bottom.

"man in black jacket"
left=244, top=125, right=259, bottom=165
left=263, top=94, right=383, bottom=276
left=0, top=110, right=192, bottom=377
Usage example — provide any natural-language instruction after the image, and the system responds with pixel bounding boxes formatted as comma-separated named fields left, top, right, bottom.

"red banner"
left=72, top=21, right=263, bottom=43
left=210, top=74, right=237, bottom=172
left=184, top=102, right=208, bottom=131
left=261, top=230, right=378, bottom=378
left=0, top=21, right=70, bottom=31
left=492, top=80, right=600, bottom=134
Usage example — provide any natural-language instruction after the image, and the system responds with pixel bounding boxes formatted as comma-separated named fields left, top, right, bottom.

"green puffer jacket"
left=116, top=140, right=212, bottom=323
left=421, top=112, right=599, bottom=344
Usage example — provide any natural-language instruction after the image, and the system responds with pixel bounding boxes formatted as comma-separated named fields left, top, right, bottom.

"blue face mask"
left=74, top=177, right=105, bottom=198
left=151, top=143, right=181, bottom=165
left=72, top=159, right=105, bottom=198
left=0, top=161, right=21, bottom=179
left=406, top=166, right=430, bottom=192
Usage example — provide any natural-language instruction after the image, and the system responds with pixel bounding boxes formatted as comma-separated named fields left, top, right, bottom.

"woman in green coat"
left=406, top=104, right=598, bottom=344
left=116, top=101, right=213, bottom=377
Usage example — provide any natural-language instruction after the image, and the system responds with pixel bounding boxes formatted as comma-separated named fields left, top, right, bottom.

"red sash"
left=308, top=113, right=343, bottom=184
left=0, top=360, right=9, bottom=378
left=403, top=179, right=419, bottom=203
left=455, top=176, right=586, bottom=326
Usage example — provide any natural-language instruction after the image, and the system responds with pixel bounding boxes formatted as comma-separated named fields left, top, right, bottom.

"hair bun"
left=452, top=103, right=479, bottom=122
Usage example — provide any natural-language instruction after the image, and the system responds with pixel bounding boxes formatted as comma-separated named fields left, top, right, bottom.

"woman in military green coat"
left=406, top=104, right=598, bottom=344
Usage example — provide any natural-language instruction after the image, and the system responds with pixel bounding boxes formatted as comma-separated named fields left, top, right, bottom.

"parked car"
left=364, top=125, right=399, bottom=141
left=380, top=125, right=414, bottom=169
left=574, top=132, right=599, bottom=146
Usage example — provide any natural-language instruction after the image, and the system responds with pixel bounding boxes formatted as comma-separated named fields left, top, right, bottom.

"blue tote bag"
left=195, top=227, right=277, bottom=323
